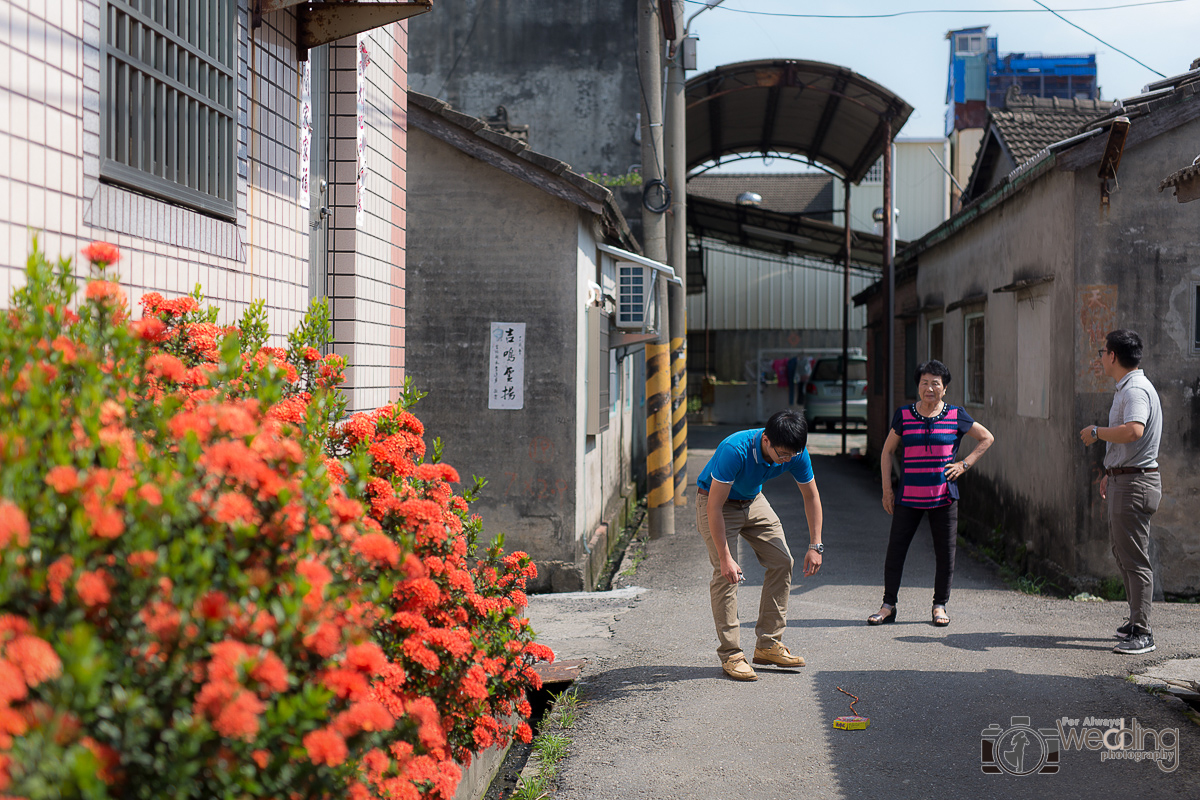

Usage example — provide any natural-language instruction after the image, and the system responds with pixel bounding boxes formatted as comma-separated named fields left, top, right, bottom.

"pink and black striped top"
left=891, top=404, right=975, bottom=509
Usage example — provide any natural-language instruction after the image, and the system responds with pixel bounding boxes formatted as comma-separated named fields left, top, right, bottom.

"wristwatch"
left=1092, top=425, right=1099, bottom=442
left=809, top=543, right=824, bottom=554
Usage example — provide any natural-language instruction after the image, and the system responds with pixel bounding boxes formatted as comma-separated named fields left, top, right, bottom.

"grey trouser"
left=1108, top=471, right=1162, bottom=634
left=696, top=491, right=794, bottom=662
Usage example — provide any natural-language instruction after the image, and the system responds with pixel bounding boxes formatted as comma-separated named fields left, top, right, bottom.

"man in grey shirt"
left=1079, top=329, right=1162, bottom=655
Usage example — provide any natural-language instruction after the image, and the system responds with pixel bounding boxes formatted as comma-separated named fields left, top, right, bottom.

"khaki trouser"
left=1108, top=471, right=1162, bottom=635
left=696, top=491, right=794, bottom=662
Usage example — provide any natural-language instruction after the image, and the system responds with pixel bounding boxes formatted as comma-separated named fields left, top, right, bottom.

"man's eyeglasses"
left=1097, top=348, right=1110, bottom=357
left=773, top=447, right=796, bottom=461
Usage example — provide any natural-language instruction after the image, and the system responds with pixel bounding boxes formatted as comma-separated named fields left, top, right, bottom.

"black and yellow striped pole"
left=640, top=0, right=674, bottom=539
left=669, top=306, right=687, bottom=506
left=666, top=0, right=688, bottom=509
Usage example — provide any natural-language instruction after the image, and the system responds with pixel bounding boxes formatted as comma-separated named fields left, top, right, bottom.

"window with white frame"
left=964, top=312, right=985, bottom=405
left=102, top=0, right=237, bottom=218
left=863, top=157, right=884, bottom=184
left=928, top=318, right=944, bottom=363
left=955, top=33, right=985, bottom=55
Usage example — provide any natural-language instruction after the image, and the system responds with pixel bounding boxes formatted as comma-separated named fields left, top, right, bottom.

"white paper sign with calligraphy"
left=488, top=322, right=526, bottom=410
left=299, top=60, right=312, bottom=211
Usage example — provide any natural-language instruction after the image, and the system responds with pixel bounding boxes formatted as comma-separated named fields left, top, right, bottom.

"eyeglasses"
left=1097, top=348, right=1110, bottom=357
left=773, top=446, right=796, bottom=461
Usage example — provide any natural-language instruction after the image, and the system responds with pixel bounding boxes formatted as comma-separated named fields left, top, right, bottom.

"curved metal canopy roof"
left=686, top=60, right=914, bottom=183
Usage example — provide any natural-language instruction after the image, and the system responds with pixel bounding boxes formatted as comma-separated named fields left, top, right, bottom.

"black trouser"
left=882, top=501, right=957, bottom=607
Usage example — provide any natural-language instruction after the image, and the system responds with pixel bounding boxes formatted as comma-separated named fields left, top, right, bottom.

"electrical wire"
left=436, top=0, right=491, bottom=98
left=680, top=0, right=1193, bottom=19
left=633, top=1, right=670, bottom=211
left=1029, top=0, right=1166, bottom=77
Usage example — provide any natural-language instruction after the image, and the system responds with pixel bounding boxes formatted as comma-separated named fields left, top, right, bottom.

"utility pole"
left=883, top=122, right=895, bottom=418
left=841, top=178, right=851, bottom=455
left=665, top=0, right=688, bottom=508
left=640, top=0, right=673, bottom=539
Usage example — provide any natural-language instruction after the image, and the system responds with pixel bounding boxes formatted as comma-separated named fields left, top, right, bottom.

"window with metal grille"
left=102, top=0, right=237, bottom=218
left=964, top=313, right=985, bottom=404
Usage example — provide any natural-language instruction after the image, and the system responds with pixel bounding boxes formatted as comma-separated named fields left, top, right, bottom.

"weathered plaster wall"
left=912, top=169, right=1080, bottom=581
left=1072, top=119, right=1200, bottom=595
left=406, top=128, right=581, bottom=565
left=408, top=0, right=640, bottom=178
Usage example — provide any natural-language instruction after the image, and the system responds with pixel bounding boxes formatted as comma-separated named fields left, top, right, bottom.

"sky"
left=684, top=0, right=1200, bottom=168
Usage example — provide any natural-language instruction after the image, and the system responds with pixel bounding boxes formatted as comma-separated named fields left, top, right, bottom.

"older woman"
left=867, top=360, right=994, bottom=627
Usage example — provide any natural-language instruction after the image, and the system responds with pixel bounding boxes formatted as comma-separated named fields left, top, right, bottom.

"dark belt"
left=697, top=488, right=754, bottom=508
left=1105, top=466, right=1159, bottom=477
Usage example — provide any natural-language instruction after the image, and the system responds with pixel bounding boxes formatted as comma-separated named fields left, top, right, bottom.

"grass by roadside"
left=510, top=687, right=583, bottom=800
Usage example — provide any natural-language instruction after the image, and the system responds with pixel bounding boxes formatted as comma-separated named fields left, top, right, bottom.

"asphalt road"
left=527, top=425, right=1200, bottom=800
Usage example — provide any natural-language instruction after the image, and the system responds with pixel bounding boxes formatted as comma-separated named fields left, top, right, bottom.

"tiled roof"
left=685, top=173, right=834, bottom=218
left=990, top=88, right=1115, bottom=166
left=407, top=91, right=637, bottom=250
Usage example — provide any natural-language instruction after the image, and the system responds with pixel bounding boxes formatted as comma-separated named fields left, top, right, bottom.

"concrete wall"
left=1071, top=118, right=1200, bottom=595
left=408, top=0, right=641, bottom=178
left=865, top=105, right=1200, bottom=595
left=912, top=169, right=1080, bottom=582
left=407, top=128, right=579, bottom=564
left=863, top=275, right=919, bottom=451
left=407, top=128, right=638, bottom=589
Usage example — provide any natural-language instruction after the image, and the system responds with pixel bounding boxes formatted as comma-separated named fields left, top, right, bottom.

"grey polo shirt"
left=1104, top=368, right=1161, bottom=469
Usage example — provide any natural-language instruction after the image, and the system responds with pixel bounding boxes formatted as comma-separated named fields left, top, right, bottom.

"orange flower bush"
left=0, top=242, right=549, bottom=799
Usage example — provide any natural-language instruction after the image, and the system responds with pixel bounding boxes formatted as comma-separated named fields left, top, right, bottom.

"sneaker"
left=1113, top=633, right=1155, bottom=655
left=752, top=642, right=805, bottom=668
left=1116, top=620, right=1133, bottom=639
left=722, top=654, right=759, bottom=682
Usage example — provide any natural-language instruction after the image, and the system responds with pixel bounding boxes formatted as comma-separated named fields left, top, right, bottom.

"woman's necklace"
left=915, top=400, right=945, bottom=418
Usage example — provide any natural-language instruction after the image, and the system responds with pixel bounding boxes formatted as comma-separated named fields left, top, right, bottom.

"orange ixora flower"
left=302, top=727, right=348, bottom=767
left=0, top=500, right=30, bottom=548
left=85, top=280, right=125, bottom=305
left=44, top=466, right=80, bottom=493
left=81, top=241, right=120, bottom=266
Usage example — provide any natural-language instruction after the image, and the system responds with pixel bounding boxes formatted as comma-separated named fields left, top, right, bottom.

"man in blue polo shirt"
left=696, top=410, right=825, bottom=681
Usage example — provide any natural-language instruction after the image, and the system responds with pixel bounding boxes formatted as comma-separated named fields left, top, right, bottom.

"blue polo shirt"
left=697, top=429, right=815, bottom=501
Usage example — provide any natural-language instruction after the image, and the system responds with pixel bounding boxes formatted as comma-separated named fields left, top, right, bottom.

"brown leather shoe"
left=722, top=654, right=759, bottom=682
left=752, top=642, right=805, bottom=668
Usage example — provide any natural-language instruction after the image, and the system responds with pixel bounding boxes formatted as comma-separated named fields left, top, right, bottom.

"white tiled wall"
left=0, top=0, right=409, bottom=413
left=328, top=26, right=407, bottom=413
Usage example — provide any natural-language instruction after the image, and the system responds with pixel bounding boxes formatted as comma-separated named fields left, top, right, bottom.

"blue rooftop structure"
left=946, top=26, right=1097, bottom=134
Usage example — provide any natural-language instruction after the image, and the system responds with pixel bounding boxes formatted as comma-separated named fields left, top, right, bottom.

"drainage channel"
left=595, top=502, right=647, bottom=592
left=482, top=660, right=584, bottom=800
